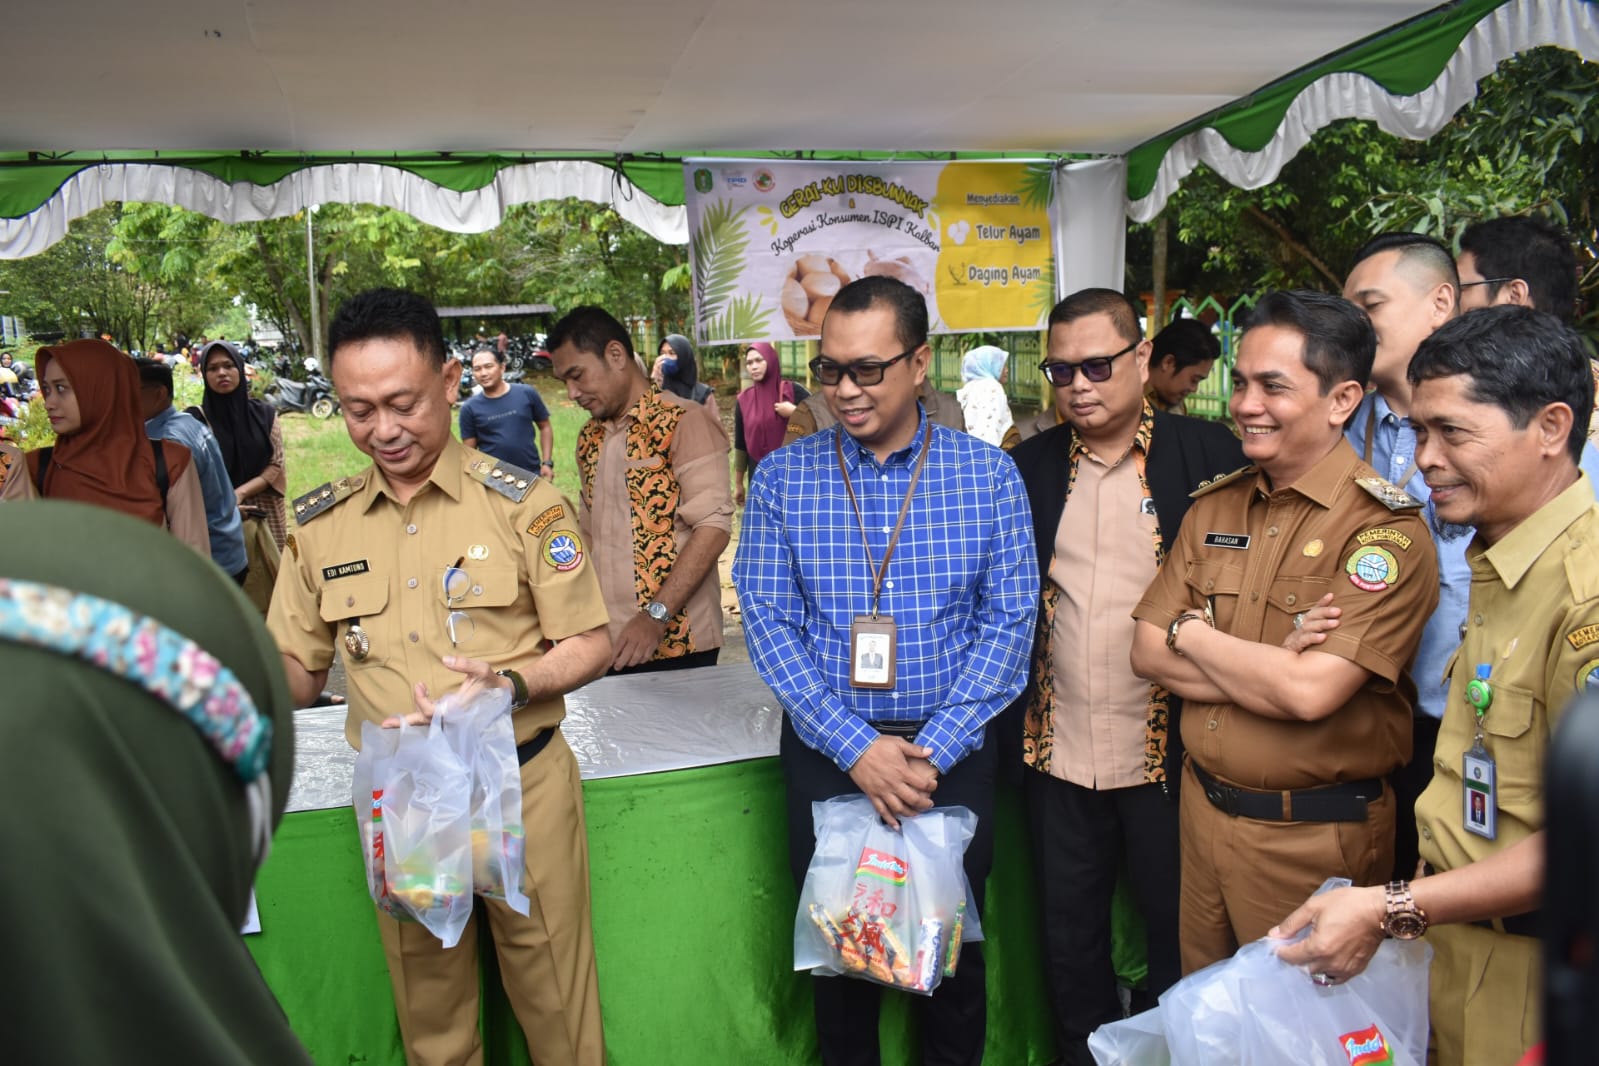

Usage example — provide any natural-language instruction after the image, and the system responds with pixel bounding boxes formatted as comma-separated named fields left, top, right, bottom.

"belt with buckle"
left=516, top=727, right=555, bottom=766
left=1420, top=863, right=1541, bottom=937
left=1191, top=761, right=1381, bottom=823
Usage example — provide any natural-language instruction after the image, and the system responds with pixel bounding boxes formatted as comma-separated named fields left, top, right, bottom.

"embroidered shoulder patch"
left=526, top=504, right=565, bottom=539
left=1346, top=545, right=1399, bottom=592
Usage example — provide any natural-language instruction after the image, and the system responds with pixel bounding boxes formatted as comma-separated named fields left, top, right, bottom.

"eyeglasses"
left=1038, top=341, right=1138, bottom=387
left=809, top=349, right=916, bottom=387
left=443, top=557, right=474, bottom=647
left=1458, top=277, right=1515, bottom=290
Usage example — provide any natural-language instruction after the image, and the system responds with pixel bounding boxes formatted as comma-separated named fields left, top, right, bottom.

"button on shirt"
left=145, top=405, right=247, bottom=575
left=734, top=414, right=1038, bottom=773
left=1348, top=393, right=1599, bottom=719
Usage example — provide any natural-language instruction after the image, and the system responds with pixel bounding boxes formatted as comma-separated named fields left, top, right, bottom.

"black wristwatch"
left=495, top=668, right=530, bottom=710
left=540, top=459, right=554, bottom=469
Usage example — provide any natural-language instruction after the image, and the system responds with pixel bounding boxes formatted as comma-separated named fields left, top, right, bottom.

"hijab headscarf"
left=736, top=342, right=793, bottom=466
left=31, top=339, right=167, bottom=525
left=955, top=345, right=1015, bottom=447
left=201, top=341, right=276, bottom=488
left=658, top=334, right=713, bottom=405
left=0, top=501, right=307, bottom=1064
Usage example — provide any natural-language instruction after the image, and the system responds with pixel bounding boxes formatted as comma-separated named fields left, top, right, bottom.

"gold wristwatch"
left=1166, top=611, right=1206, bottom=656
left=1379, top=880, right=1429, bottom=940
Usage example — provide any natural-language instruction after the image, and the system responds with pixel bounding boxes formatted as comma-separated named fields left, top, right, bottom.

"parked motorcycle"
left=266, top=357, right=340, bottom=419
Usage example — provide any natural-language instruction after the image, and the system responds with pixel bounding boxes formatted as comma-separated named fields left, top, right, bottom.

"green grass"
left=282, top=376, right=591, bottom=509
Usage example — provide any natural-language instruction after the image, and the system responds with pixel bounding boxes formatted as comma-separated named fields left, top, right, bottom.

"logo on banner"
left=693, top=168, right=713, bottom=194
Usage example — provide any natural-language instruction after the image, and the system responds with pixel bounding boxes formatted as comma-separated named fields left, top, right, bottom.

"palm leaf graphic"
left=692, top=199, right=752, bottom=330
left=1030, top=255, right=1057, bottom=325
left=1018, top=162, right=1055, bottom=212
left=705, top=294, right=773, bottom=344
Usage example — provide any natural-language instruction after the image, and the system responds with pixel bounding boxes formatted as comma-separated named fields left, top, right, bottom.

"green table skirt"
left=248, top=758, right=1147, bottom=1064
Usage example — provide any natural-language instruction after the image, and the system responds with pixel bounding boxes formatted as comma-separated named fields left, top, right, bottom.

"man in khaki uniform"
left=268, top=287, right=611, bottom=1066
left=546, top=306, right=733, bottom=675
left=1275, top=306, right=1599, bottom=1066
left=1131, top=290, right=1437, bottom=973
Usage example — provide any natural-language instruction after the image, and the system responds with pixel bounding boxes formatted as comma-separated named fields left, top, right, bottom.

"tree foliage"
left=1132, top=46, right=1599, bottom=334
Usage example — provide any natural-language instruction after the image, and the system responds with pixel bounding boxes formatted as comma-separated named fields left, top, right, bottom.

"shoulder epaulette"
left=1189, top=465, right=1256, bottom=499
left=1355, top=475, right=1423, bottom=512
left=292, top=475, right=363, bottom=523
left=467, top=456, right=537, bottom=504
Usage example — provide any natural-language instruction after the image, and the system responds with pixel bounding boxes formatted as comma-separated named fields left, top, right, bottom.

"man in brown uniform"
left=1131, top=290, right=1438, bottom=973
left=547, top=306, right=733, bottom=676
left=269, top=288, right=611, bottom=1066
left=1274, top=306, right=1599, bottom=1066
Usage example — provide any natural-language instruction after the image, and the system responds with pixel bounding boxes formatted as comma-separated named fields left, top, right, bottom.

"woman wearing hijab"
left=201, top=341, right=287, bottom=551
left=956, top=344, right=1015, bottom=448
left=0, top=339, right=210, bottom=556
left=733, top=342, right=808, bottom=506
left=0, top=500, right=308, bottom=1065
left=655, top=334, right=720, bottom=419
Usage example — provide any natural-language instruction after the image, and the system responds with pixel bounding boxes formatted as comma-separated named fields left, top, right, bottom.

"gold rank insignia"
left=1355, top=476, right=1423, bottom=511
left=1189, top=464, right=1257, bottom=499
left=467, top=457, right=537, bottom=503
left=291, top=476, right=361, bottom=524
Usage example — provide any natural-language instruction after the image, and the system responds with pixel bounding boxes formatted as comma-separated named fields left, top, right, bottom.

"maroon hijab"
left=736, top=343, right=793, bottom=466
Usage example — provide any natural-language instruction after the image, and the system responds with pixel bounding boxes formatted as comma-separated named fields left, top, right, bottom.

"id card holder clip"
left=1463, top=739, right=1497, bottom=840
left=850, top=614, right=897, bottom=689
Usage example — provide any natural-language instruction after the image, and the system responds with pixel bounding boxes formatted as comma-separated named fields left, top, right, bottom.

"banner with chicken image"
left=684, top=159, right=1056, bottom=345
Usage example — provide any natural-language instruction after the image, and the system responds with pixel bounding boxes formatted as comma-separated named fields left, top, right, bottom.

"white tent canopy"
left=2, top=0, right=1596, bottom=275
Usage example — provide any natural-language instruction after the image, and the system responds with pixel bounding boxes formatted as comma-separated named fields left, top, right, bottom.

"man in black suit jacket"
left=1008, top=289, right=1244, bottom=1065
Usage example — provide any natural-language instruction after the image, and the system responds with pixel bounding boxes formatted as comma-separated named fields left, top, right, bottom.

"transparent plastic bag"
left=438, top=686, right=529, bottom=915
left=377, top=713, right=474, bottom=948
left=1090, top=878, right=1431, bottom=1066
left=353, top=720, right=407, bottom=921
left=793, top=794, right=983, bottom=995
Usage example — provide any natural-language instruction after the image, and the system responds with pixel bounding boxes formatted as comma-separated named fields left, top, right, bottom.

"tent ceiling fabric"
left=0, top=0, right=1593, bottom=257
left=4, top=0, right=1438, bottom=156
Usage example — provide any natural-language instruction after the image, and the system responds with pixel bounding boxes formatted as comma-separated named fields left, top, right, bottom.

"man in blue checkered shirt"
left=733, top=275, right=1037, bottom=1065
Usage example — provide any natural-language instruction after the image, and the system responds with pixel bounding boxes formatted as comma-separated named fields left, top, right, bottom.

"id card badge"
left=850, top=615, right=897, bottom=689
left=1463, top=743, right=1497, bottom=840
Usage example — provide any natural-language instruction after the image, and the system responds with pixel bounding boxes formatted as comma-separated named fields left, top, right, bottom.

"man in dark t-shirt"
left=460, top=349, right=554, bottom=476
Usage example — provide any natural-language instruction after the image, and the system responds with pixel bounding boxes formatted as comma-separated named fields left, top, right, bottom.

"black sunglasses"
left=809, top=349, right=917, bottom=387
left=1038, top=341, right=1138, bottom=387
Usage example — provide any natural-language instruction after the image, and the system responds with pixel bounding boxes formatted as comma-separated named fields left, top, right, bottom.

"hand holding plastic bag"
left=437, top=686, right=529, bottom=915
left=1090, top=879, right=1431, bottom=1065
left=794, top=794, right=983, bottom=995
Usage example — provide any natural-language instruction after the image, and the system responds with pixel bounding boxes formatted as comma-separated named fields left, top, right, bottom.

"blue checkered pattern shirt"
left=733, top=413, right=1037, bottom=773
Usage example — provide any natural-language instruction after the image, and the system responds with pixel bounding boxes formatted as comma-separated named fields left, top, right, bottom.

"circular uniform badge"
left=1577, top=658, right=1599, bottom=692
left=543, top=531, right=584, bottom=572
left=1345, top=546, right=1398, bottom=592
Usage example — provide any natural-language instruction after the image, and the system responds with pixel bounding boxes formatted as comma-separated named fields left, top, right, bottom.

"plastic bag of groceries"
left=1090, top=879, right=1431, bottom=1066
left=353, top=720, right=408, bottom=921
left=437, top=686, right=529, bottom=915
left=363, top=713, right=474, bottom=948
left=794, top=794, right=983, bottom=995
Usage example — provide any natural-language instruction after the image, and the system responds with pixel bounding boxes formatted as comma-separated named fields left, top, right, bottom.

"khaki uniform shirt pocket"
left=436, top=563, right=523, bottom=657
